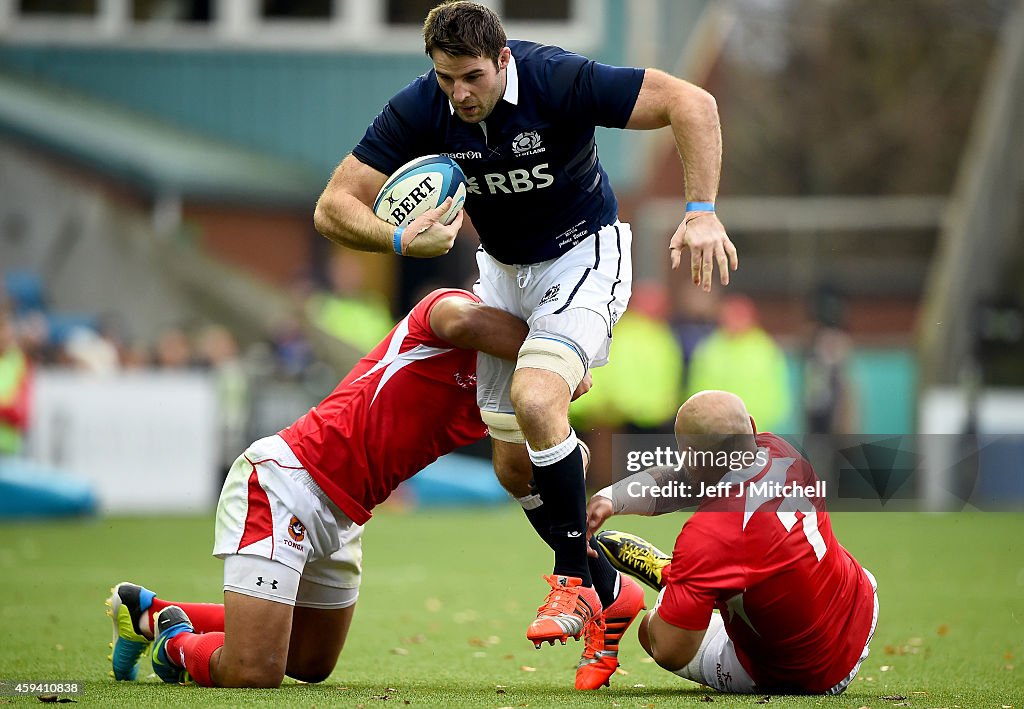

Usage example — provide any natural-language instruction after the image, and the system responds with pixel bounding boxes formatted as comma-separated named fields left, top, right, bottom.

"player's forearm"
left=596, top=465, right=692, bottom=516
left=446, top=303, right=530, bottom=361
left=313, top=190, right=394, bottom=254
left=626, top=70, right=722, bottom=203
left=668, top=84, right=722, bottom=203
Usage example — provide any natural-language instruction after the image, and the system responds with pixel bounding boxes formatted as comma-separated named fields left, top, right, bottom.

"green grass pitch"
left=1, top=507, right=1022, bottom=707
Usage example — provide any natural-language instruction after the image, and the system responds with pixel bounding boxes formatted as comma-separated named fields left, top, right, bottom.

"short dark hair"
left=423, top=1, right=506, bottom=65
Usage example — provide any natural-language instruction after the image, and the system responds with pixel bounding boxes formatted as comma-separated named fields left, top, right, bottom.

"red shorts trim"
left=236, top=460, right=274, bottom=555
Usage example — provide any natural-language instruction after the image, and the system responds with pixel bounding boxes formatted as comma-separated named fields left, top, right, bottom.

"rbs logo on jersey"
left=467, top=164, right=554, bottom=196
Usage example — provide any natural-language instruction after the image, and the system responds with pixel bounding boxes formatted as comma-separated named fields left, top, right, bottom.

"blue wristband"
left=393, top=225, right=405, bottom=255
left=685, top=201, right=715, bottom=213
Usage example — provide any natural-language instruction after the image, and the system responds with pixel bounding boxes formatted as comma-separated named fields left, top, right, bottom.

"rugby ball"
left=373, top=155, right=467, bottom=227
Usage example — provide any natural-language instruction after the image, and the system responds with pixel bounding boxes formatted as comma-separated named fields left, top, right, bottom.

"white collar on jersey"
left=447, top=51, right=519, bottom=114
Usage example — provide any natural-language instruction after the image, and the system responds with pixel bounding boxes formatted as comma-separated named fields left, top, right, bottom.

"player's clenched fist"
left=400, top=197, right=464, bottom=258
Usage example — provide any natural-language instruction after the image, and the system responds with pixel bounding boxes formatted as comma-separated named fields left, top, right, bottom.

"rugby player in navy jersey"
left=313, top=1, right=737, bottom=689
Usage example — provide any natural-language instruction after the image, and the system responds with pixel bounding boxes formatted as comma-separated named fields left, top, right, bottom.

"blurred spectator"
left=687, top=295, right=792, bottom=433
left=803, top=288, right=858, bottom=435
left=64, top=326, right=120, bottom=375
left=571, top=282, right=684, bottom=433
left=272, top=315, right=315, bottom=380
left=571, top=282, right=684, bottom=489
left=96, top=313, right=146, bottom=371
left=308, top=249, right=394, bottom=355
left=155, top=326, right=194, bottom=369
left=669, top=283, right=720, bottom=388
left=15, top=310, right=53, bottom=365
left=198, top=324, right=250, bottom=480
left=0, top=300, right=33, bottom=456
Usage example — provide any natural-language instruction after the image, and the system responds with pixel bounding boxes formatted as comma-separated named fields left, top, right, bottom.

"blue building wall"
left=0, top=0, right=648, bottom=185
left=779, top=349, right=917, bottom=435
left=0, top=48, right=430, bottom=180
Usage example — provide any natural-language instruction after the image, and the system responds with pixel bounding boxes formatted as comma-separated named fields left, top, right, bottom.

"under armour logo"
left=256, top=576, right=278, bottom=589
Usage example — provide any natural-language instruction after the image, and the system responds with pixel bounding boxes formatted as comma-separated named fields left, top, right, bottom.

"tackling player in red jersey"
left=587, top=390, right=878, bottom=695
left=104, top=285, right=587, bottom=688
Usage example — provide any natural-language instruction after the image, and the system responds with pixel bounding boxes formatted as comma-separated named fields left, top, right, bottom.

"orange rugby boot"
left=526, top=575, right=601, bottom=648
left=574, top=614, right=609, bottom=688
left=575, top=574, right=647, bottom=689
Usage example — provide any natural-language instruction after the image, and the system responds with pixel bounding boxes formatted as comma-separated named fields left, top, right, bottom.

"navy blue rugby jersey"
left=352, top=40, right=645, bottom=265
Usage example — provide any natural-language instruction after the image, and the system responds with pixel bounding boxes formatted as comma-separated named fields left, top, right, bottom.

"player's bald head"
left=675, top=390, right=753, bottom=439
left=675, top=391, right=757, bottom=484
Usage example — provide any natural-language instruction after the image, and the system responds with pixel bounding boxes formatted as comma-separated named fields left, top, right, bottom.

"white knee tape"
left=514, top=337, right=587, bottom=393
left=480, top=410, right=526, bottom=444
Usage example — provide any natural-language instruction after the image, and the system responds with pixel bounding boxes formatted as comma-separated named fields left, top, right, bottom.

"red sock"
left=149, top=598, right=225, bottom=635
left=166, top=631, right=224, bottom=687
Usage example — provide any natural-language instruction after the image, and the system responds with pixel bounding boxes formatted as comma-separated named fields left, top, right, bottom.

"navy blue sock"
left=528, top=434, right=591, bottom=585
left=519, top=493, right=616, bottom=606
left=587, top=538, right=619, bottom=607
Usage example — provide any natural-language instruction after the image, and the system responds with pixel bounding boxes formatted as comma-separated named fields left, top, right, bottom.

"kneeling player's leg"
left=154, top=555, right=299, bottom=687
left=164, top=435, right=342, bottom=688
left=285, top=523, right=363, bottom=683
left=215, top=581, right=295, bottom=687
left=286, top=604, right=355, bottom=683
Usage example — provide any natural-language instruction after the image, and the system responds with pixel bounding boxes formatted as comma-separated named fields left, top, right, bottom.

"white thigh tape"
left=515, top=336, right=587, bottom=392
left=480, top=409, right=526, bottom=444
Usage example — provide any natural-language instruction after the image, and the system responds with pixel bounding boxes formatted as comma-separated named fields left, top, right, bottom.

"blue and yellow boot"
left=105, top=582, right=156, bottom=681
left=151, top=606, right=193, bottom=684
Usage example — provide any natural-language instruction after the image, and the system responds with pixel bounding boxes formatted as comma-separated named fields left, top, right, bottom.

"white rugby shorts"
left=474, top=221, right=633, bottom=413
left=213, top=435, right=363, bottom=608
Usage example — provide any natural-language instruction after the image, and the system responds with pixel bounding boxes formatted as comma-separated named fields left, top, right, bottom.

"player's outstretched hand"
left=585, top=493, right=615, bottom=557
left=401, top=198, right=464, bottom=258
left=669, top=213, right=738, bottom=293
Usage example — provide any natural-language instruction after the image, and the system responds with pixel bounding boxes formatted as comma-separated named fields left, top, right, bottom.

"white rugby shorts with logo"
left=213, top=434, right=363, bottom=609
left=474, top=221, right=633, bottom=413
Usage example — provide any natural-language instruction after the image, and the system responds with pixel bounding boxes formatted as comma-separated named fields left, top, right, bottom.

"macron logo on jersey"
left=352, top=315, right=451, bottom=405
